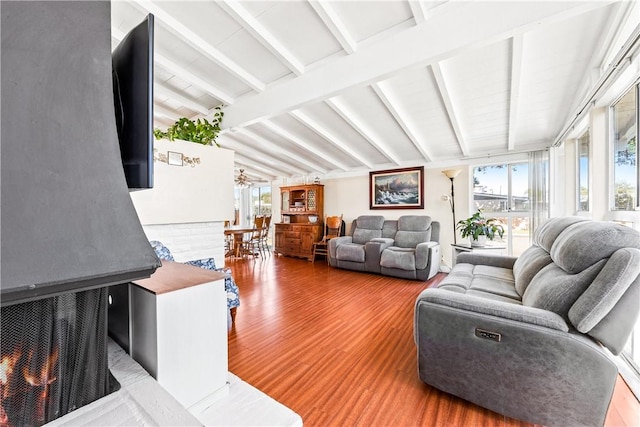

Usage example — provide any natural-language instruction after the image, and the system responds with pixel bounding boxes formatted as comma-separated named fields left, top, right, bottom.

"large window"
left=577, top=130, right=590, bottom=212
left=251, top=186, right=272, bottom=217
left=473, top=163, right=529, bottom=256
left=612, top=86, right=638, bottom=210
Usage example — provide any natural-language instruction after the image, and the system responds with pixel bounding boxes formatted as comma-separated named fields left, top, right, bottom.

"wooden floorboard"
left=226, top=255, right=640, bottom=427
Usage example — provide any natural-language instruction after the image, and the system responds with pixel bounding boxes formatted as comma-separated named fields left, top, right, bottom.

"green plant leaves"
left=154, top=106, right=224, bottom=147
left=456, top=209, right=505, bottom=240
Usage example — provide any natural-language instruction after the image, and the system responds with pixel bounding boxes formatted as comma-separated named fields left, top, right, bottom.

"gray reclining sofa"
left=329, top=215, right=441, bottom=281
left=414, top=216, right=640, bottom=426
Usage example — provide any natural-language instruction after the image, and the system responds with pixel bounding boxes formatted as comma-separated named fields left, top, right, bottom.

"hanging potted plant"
left=456, top=210, right=505, bottom=247
left=153, top=106, right=224, bottom=147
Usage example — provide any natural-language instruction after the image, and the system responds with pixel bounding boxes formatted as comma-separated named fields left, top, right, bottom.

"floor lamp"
left=442, top=169, right=462, bottom=244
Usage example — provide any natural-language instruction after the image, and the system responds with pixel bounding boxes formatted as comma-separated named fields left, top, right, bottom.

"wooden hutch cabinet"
left=274, top=184, right=324, bottom=261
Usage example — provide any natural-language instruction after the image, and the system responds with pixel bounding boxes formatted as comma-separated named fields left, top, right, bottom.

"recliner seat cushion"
left=380, top=247, right=416, bottom=270
left=336, top=243, right=366, bottom=262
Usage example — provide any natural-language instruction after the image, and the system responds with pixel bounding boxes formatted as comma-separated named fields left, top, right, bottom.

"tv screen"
left=112, top=14, right=154, bottom=190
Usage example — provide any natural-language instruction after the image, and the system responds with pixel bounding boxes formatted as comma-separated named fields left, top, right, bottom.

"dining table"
left=224, top=225, right=258, bottom=258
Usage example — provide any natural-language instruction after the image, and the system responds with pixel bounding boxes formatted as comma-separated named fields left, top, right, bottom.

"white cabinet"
left=130, top=261, right=228, bottom=409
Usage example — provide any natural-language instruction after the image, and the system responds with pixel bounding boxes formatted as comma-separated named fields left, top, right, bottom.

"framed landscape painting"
left=370, top=166, right=424, bottom=209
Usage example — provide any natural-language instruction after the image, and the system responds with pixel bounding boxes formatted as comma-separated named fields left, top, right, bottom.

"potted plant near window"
left=456, top=210, right=505, bottom=247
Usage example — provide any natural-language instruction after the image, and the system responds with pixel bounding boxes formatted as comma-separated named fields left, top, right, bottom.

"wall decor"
left=168, top=151, right=183, bottom=166
left=153, top=149, right=200, bottom=167
left=370, top=166, right=424, bottom=209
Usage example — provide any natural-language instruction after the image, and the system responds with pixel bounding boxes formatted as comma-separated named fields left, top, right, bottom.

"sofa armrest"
left=416, top=242, right=440, bottom=275
left=369, top=237, right=394, bottom=248
left=456, top=252, right=517, bottom=269
left=415, top=288, right=569, bottom=340
left=329, top=236, right=352, bottom=258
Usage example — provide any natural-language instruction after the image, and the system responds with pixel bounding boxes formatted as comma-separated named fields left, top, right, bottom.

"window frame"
left=576, top=129, right=591, bottom=213
left=609, top=83, right=640, bottom=214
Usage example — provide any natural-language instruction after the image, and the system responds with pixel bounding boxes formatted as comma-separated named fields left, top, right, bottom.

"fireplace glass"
left=1, top=288, right=119, bottom=426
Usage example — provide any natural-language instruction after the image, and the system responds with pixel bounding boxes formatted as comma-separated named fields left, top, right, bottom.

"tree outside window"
left=612, top=86, right=638, bottom=211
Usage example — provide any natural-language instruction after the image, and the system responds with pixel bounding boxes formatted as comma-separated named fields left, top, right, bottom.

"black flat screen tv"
left=112, top=14, right=154, bottom=190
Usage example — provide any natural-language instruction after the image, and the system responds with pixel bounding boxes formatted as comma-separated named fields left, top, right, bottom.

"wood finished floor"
left=226, top=255, right=640, bottom=427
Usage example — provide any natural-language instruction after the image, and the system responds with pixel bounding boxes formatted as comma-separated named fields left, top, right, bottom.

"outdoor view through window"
left=613, top=86, right=637, bottom=211
left=473, top=163, right=529, bottom=256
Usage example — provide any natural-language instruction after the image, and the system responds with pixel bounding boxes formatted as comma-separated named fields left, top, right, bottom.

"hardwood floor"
left=226, top=255, right=640, bottom=427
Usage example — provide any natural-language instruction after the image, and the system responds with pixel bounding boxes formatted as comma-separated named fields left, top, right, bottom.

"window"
left=473, top=163, right=529, bottom=256
left=612, top=85, right=638, bottom=210
left=577, top=130, right=590, bottom=212
left=251, top=186, right=272, bottom=217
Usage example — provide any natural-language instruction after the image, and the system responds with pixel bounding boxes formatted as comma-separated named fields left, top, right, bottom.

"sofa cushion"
left=569, top=248, right=640, bottom=333
left=380, top=247, right=416, bottom=271
left=336, top=242, right=366, bottom=262
left=352, top=215, right=385, bottom=244
left=522, top=260, right=605, bottom=319
left=533, top=216, right=588, bottom=253
left=551, top=221, right=640, bottom=274
left=513, top=246, right=552, bottom=296
left=398, top=215, right=432, bottom=231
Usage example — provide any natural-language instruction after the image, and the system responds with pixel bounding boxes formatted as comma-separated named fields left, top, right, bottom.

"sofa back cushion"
left=533, top=216, right=588, bottom=253
left=394, top=216, right=432, bottom=248
left=522, top=260, right=605, bottom=320
left=550, top=221, right=640, bottom=273
left=352, top=215, right=385, bottom=244
left=568, top=248, right=640, bottom=354
left=512, top=246, right=552, bottom=296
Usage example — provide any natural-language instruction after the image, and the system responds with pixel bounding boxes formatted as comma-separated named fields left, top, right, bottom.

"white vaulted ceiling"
left=111, top=0, right=633, bottom=183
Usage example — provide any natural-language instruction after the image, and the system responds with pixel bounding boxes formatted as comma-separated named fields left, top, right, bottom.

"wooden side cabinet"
left=274, top=223, right=322, bottom=260
left=275, top=184, right=324, bottom=260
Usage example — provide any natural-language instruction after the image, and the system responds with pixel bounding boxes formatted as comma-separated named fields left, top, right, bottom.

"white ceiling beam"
left=408, top=1, right=428, bottom=25
left=261, top=120, right=351, bottom=172
left=233, top=152, right=292, bottom=178
left=153, top=105, right=180, bottom=122
left=238, top=128, right=327, bottom=174
left=371, top=82, right=432, bottom=162
left=153, top=105, right=177, bottom=121
left=112, top=27, right=235, bottom=105
left=308, top=0, right=357, bottom=54
left=217, top=1, right=304, bottom=76
left=131, top=0, right=265, bottom=92
left=221, top=135, right=306, bottom=176
left=154, top=55, right=235, bottom=106
left=325, top=98, right=402, bottom=165
left=154, top=84, right=211, bottom=116
left=290, top=110, right=374, bottom=169
left=223, top=1, right=609, bottom=129
left=507, top=34, right=523, bottom=151
left=431, top=63, right=468, bottom=156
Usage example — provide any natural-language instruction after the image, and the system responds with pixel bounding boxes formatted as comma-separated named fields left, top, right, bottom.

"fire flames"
left=0, top=346, right=59, bottom=427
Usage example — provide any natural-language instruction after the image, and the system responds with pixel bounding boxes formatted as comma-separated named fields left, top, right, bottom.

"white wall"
left=130, top=139, right=235, bottom=224
left=129, top=139, right=235, bottom=265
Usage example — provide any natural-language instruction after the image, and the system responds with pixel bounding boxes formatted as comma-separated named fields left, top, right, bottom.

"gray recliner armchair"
left=414, top=217, right=640, bottom=426
left=380, top=215, right=440, bottom=280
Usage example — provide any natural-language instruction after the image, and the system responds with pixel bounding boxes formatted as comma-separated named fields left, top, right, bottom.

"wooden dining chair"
left=241, top=216, right=265, bottom=258
left=259, top=215, right=272, bottom=256
left=312, top=214, right=343, bottom=263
